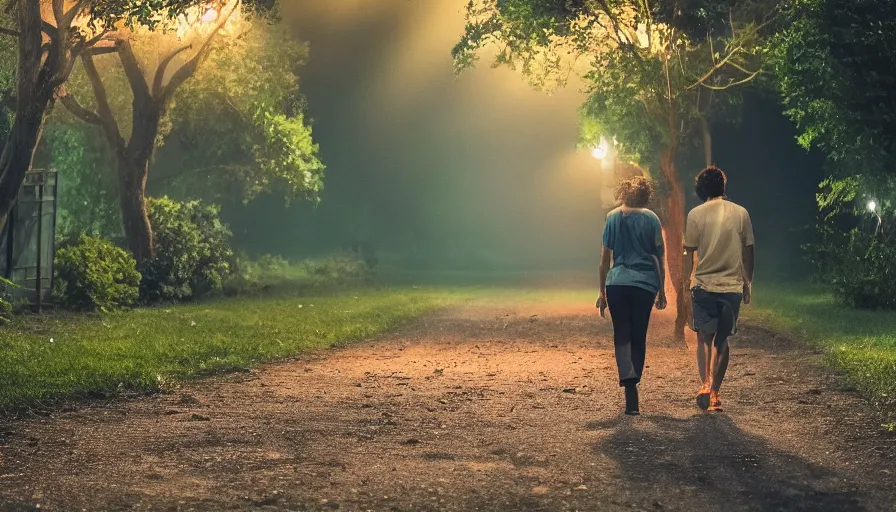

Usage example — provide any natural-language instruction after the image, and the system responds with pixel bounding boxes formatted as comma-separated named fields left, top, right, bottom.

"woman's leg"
left=606, top=286, right=638, bottom=386
left=628, top=287, right=657, bottom=381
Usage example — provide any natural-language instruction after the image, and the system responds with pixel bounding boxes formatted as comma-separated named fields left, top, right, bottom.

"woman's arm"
left=597, top=246, right=612, bottom=317
left=652, top=254, right=666, bottom=302
left=653, top=221, right=667, bottom=309
left=599, top=246, right=612, bottom=297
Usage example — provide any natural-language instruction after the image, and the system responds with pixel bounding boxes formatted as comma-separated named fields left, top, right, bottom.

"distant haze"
left=226, top=1, right=823, bottom=278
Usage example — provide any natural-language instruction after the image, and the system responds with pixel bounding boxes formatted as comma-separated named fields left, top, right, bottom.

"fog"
left=225, top=0, right=824, bottom=278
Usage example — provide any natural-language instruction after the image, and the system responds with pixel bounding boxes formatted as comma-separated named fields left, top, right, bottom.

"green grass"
left=0, top=285, right=475, bottom=412
left=11, top=273, right=891, bottom=418
left=744, top=282, right=896, bottom=409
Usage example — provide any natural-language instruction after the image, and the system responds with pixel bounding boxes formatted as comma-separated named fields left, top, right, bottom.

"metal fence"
left=0, top=169, right=58, bottom=311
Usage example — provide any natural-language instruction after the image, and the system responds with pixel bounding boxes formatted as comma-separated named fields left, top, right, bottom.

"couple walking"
left=596, top=166, right=755, bottom=415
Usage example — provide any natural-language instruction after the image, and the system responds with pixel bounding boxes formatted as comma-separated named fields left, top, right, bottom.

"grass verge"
left=0, top=285, right=473, bottom=413
left=744, top=282, right=896, bottom=418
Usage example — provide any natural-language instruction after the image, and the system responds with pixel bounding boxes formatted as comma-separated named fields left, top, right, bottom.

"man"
left=683, top=166, right=755, bottom=412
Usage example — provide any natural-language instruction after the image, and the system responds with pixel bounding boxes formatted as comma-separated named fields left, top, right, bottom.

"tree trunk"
left=659, top=147, right=688, bottom=338
left=117, top=100, right=161, bottom=262
left=0, top=0, right=58, bottom=234
left=699, top=115, right=712, bottom=167
left=0, top=106, right=47, bottom=233
left=117, top=157, right=153, bottom=262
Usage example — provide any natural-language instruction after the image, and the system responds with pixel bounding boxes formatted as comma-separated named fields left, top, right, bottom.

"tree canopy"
left=45, top=0, right=323, bottom=260
left=0, top=0, right=242, bottom=233
left=56, top=3, right=322, bottom=203
left=46, top=0, right=322, bottom=246
left=453, top=0, right=778, bottom=333
left=454, top=0, right=775, bottom=169
left=772, top=0, right=896, bottom=180
left=156, top=19, right=323, bottom=203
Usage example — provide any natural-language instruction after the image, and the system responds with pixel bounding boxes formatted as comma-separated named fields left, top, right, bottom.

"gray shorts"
left=690, top=287, right=742, bottom=344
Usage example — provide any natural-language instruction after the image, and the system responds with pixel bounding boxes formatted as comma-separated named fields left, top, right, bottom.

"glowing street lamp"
left=591, top=136, right=609, bottom=160
left=868, top=199, right=882, bottom=236
left=592, top=135, right=616, bottom=209
left=201, top=7, right=219, bottom=23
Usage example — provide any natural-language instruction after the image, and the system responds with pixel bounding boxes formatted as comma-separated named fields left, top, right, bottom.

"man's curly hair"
left=616, top=176, right=654, bottom=208
left=695, top=166, right=727, bottom=201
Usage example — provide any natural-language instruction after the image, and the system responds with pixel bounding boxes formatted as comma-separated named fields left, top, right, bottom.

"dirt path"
left=1, top=295, right=895, bottom=511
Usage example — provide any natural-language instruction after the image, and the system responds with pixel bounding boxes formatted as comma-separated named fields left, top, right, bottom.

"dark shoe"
left=624, top=385, right=640, bottom=415
left=696, top=383, right=711, bottom=411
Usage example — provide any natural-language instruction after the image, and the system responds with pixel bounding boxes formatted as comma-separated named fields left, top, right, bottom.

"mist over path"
left=1, top=292, right=894, bottom=511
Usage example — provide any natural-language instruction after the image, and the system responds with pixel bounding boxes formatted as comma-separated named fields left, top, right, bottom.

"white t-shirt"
left=684, top=199, right=755, bottom=294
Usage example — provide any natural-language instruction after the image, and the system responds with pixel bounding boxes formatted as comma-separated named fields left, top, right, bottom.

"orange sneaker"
left=696, top=383, right=711, bottom=411
left=708, top=390, right=723, bottom=412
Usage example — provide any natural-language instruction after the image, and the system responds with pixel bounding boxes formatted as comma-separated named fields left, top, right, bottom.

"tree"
left=772, top=0, right=896, bottom=308
left=151, top=17, right=323, bottom=204
left=57, top=0, right=240, bottom=261
left=42, top=122, right=120, bottom=238
left=454, top=0, right=776, bottom=334
left=0, top=9, right=13, bottom=138
left=772, top=0, right=896, bottom=179
left=57, top=0, right=323, bottom=261
left=0, top=0, right=203, bottom=237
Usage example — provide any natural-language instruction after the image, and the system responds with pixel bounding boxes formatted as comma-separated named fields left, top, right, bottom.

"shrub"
left=0, top=276, right=20, bottom=323
left=53, top=235, right=141, bottom=311
left=303, top=248, right=377, bottom=283
left=342, top=241, right=378, bottom=271
left=806, top=176, right=896, bottom=310
left=808, top=228, right=896, bottom=309
left=223, top=253, right=292, bottom=297
left=253, top=253, right=291, bottom=274
left=140, top=197, right=234, bottom=303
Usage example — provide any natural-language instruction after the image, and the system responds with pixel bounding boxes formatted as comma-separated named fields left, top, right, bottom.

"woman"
left=596, top=176, right=667, bottom=415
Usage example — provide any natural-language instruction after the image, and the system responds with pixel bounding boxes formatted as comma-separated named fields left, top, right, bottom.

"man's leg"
left=710, top=341, right=730, bottom=392
left=696, top=331, right=714, bottom=385
left=709, top=295, right=740, bottom=392
left=691, top=288, right=719, bottom=410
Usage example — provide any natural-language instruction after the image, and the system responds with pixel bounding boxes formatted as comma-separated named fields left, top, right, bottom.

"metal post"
left=4, top=202, right=13, bottom=280
left=49, top=173, right=57, bottom=303
left=35, top=181, right=43, bottom=313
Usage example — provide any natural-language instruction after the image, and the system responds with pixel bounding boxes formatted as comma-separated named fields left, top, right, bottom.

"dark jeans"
left=606, top=285, right=657, bottom=387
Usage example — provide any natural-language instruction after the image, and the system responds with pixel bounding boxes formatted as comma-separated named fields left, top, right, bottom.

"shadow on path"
left=588, top=414, right=868, bottom=511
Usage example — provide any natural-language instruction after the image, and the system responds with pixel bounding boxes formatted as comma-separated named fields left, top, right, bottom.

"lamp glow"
left=201, top=7, right=219, bottom=23
left=591, top=136, right=609, bottom=160
left=868, top=200, right=878, bottom=212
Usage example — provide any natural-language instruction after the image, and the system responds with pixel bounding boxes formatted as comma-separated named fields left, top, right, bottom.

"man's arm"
left=741, top=208, right=756, bottom=304
left=683, top=247, right=696, bottom=292
left=742, top=245, right=755, bottom=283
left=683, top=211, right=699, bottom=292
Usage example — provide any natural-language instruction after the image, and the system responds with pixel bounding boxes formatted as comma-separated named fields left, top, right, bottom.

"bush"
left=807, top=228, right=896, bottom=309
left=252, top=253, right=291, bottom=274
left=806, top=176, right=896, bottom=310
left=303, top=248, right=377, bottom=283
left=140, top=197, right=234, bottom=303
left=0, top=277, right=20, bottom=323
left=223, top=254, right=293, bottom=297
left=53, top=235, right=141, bottom=311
